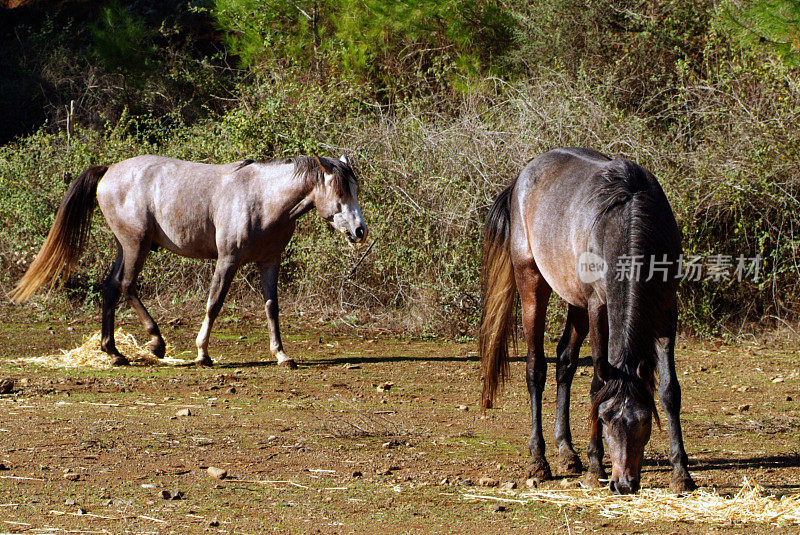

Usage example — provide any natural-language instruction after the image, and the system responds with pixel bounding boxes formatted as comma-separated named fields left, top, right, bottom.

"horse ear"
left=637, top=361, right=646, bottom=380
left=597, top=359, right=613, bottom=382
left=314, top=154, right=335, bottom=174
left=339, top=154, right=349, bottom=165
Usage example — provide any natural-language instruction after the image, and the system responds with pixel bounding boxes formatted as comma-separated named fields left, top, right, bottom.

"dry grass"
left=24, top=328, right=187, bottom=368
left=464, top=479, right=800, bottom=525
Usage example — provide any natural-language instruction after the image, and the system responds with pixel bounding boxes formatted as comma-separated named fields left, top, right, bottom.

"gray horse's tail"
left=479, top=181, right=517, bottom=410
left=11, top=165, right=108, bottom=303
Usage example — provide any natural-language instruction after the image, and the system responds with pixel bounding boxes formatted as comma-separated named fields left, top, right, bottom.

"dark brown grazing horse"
left=12, top=154, right=367, bottom=368
left=480, top=148, right=695, bottom=494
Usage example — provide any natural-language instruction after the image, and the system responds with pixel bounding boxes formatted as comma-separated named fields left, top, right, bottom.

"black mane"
left=235, top=155, right=357, bottom=197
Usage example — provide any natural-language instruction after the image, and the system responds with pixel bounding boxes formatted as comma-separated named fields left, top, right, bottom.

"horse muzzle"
left=609, top=477, right=640, bottom=495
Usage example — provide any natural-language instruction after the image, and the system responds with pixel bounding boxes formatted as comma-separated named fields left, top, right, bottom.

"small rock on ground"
left=0, top=378, right=14, bottom=394
left=176, top=408, right=192, bottom=417
left=492, top=504, right=506, bottom=513
left=478, top=476, right=499, bottom=487
left=207, top=466, right=227, bottom=480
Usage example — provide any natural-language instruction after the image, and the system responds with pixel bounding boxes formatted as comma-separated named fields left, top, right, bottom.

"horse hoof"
left=556, top=452, right=584, bottom=475
left=195, top=356, right=214, bottom=367
left=278, top=359, right=298, bottom=370
left=670, top=475, right=697, bottom=494
left=147, top=341, right=166, bottom=359
left=528, top=458, right=552, bottom=480
left=110, top=355, right=130, bottom=367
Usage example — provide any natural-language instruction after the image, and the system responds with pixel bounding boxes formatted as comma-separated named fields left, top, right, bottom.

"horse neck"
left=253, top=164, right=316, bottom=219
left=603, top=199, right=662, bottom=380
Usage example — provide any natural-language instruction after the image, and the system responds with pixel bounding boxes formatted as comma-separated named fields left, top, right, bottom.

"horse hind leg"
left=514, top=260, right=553, bottom=480
left=118, top=240, right=165, bottom=361
left=101, top=250, right=128, bottom=366
left=553, top=305, right=588, bottom=476
left=126, top=281, right=166, bottom=359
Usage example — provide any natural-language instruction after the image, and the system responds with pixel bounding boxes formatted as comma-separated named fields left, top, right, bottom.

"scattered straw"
left=465, top=479, right=800, bottom=525
left=25, top=328, right=188, bottom=369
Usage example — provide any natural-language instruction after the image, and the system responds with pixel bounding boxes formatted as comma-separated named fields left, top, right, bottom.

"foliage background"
left=1, top=0, right=798, bottom=339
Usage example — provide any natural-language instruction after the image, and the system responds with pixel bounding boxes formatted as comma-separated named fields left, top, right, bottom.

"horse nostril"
left=355, top=226, right=365, bottom=240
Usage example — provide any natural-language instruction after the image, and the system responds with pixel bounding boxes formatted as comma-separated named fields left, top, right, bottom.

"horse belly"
left=153, top=217, right=217, bottom=259
left=531, top=244, right=588, bottom=308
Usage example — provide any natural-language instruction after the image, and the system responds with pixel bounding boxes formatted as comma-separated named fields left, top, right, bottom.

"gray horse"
left=12, top=154, right=367, bottom=368
left=480, top=148, right=694, bottom=494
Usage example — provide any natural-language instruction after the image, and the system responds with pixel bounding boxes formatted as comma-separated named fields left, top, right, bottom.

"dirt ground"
left=0, top=308, right=799, bottom=534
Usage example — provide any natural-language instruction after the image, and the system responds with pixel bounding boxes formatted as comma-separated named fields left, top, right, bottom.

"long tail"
left=479, top=181, right=517, bottom=410
left=10, top=165, right=108, bottom=303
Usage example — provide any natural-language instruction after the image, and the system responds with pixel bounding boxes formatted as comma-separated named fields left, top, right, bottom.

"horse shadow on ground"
left=217, top=354, right=593, bottom=369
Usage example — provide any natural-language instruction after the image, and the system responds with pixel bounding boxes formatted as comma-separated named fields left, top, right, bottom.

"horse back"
left=96, top=155, right=243, bottom=259
left=511, top=148, right=679, bottom=307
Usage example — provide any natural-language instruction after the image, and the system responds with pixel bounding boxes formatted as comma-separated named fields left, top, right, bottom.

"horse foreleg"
left=584, top=300, right=609, bottom=487
left=516, top=267, right=552, bottom=480
left=259, top=262, right=297, bottom=369
left=553, top=305, right=588, bottom=475
left=657, top=307, right=696, bottom=493
left=101, top=252, right=127, bottom=366
left=195, top=257, right=238, bottom=366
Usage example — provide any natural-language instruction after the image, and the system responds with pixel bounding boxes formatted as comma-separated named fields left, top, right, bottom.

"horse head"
left=311, top=154, right=367, bottom=245
left=591, top=361, right=659, bottom=494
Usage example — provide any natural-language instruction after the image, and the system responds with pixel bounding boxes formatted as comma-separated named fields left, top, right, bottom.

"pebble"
left=176, top=408, right=192, bottom=417
left=207, top=466, right=228, bottom=480
left=525, top=478, right=539, bottom=488
left=478, top=476, right=499, bottom=487
left=160, top=489, right=183, bottom=500
left=64, top=473, right=80, bottom=481
left=77, top=507, right=87, bottom=515
left=787, top=396, right=793, bottom=401
left=0, top=378, right=14, bottom=394
left=64, top=498, right=76, bottom=506
left=492, top=504, right=506, bottom=513
left=737, top=404, right=750, bottom=412
left=501, top=481, right=517, bottom=490
left=376, top=382, right=394, bottom=392
left=458, top=405, right=469, bottom=411
left=352, top=471, right=362, bottom=478
left=227, top=386, right=237, bottom=394
left=209, top=519, right=220, bottom=527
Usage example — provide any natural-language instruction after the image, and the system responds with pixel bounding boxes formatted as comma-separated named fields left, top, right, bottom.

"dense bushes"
left=1, top=0, right=798, bottom=337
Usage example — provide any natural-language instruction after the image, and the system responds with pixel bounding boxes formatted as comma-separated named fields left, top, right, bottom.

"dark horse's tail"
left=11, top=165, right=108, bottom=303
left=479, top=181, right=517, bottom=409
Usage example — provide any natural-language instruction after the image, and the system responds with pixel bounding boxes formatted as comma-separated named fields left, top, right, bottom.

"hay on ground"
left=464, top=479, right=800, bottom=525
left=25, top=328, right=188, bottom=368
